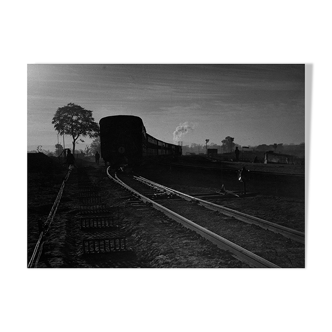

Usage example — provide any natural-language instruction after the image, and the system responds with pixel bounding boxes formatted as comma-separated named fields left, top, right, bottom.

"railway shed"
left=264, top=151, right=297, bottom=164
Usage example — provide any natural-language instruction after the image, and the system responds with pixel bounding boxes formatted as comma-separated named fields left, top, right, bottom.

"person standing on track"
left=66, top=149, right=75, bottom=169
left=238, top=166, right=250, bottom=195
left=235, top=147, right=240, bottom=162
left=95, top=151, right=100, bottom=165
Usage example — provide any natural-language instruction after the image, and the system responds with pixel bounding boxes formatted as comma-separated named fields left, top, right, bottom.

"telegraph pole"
left=205, top=139, right=209, bottom=154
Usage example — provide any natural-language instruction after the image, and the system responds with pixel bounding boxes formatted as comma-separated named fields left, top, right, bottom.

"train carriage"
left=99, top=115, right=181, bottom=168
left=99, top=115, right=146, bottom=167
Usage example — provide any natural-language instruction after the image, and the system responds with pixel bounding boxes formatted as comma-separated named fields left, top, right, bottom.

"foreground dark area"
left=27, top=154, right=305, bottom=268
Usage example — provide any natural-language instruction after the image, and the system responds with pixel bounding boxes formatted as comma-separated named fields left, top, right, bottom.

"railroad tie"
left=79, top=196, right=102, bottom=205
left=80, top=216, right=117, bottom=229
left=83, top=238, right=127, bottom=254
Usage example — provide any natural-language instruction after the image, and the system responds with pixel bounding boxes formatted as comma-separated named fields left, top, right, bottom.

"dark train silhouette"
left=99, top=115, right=182, bottom=168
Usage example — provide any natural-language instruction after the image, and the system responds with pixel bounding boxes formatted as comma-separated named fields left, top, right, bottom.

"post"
left=205, top=139, right=209, bottom=154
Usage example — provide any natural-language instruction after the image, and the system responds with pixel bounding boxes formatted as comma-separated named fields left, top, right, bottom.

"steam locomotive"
left=99, top=115, right=182, bottom=168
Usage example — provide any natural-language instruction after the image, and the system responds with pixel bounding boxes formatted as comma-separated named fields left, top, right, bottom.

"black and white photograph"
left=27, top=64, right=305, bottom=268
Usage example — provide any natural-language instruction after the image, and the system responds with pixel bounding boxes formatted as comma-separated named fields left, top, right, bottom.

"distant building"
left=264, top=151, right=296, bottom=164
left=207, top=148, right=218, bottom=156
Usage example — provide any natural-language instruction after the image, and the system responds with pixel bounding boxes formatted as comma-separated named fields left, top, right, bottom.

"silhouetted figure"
left=118, top=155, right=128, bottom=172
left=95, top=151, right=100, bottom=165
left=238, top=166, right=250, bottom=195
left=220, top=184, right=226, bottom=194
left=235, top=147, right=240, bottom=161
left=253, top=156, right=258, bottom=163
left=66, top=149, right=75, bottom=168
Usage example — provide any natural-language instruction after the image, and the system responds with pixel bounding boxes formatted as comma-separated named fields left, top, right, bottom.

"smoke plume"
left=173, top=122, right=196, bottom=142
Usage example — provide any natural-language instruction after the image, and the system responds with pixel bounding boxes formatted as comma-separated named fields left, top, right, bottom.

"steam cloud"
left=173, top=122, right=196, bottom=142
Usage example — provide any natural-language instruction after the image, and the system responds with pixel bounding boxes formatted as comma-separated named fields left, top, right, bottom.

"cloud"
left=173, top=121, right=197, bottom=142
left=160, top=103, right=201, bottom=114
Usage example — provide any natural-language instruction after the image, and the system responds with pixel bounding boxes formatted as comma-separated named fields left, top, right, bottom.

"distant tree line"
left=28, top=103, right=101, bottom=158
left=181, top=138, right=305, bottom=158
left=28, top=137, right=101, bottom=158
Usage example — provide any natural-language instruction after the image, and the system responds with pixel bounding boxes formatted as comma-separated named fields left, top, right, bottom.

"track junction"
left=28, top=160, right=305, bottom=268
left=110, top=169, right=304, bottom=268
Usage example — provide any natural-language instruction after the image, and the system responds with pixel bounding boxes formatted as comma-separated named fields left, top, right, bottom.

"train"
left=99, top=115, right=182, bottom=168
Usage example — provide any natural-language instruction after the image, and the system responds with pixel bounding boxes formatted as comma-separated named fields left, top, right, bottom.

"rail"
left=134, top=175, right=305, bottom=244
left=107, top=168, right=280, bottom=268
left=28, top=166, right=73, bottom=268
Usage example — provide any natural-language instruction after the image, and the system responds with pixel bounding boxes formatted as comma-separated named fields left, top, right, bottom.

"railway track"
left=107, top=168, right=285, bottom=268
left=28, top=167, right=73, bottom=268
left=134, top=175, right=304, bottom=244
left=28, top=164, right=304, bottom=268
left=28, top=166, right=140, bottom=268
left=73, top=173, right=139, bottom=268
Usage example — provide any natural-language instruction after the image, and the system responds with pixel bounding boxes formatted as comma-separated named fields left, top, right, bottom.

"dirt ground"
left=26, top=154, right=305, bottom=269
left=28, top=161, right=248, bottom=268
left=138, top=162, right=305, bottom=232
left=28, top=156, right=67, bottom=262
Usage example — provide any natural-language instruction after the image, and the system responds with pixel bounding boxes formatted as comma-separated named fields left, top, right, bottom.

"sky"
left=27, top=64, right=305, bottom=152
